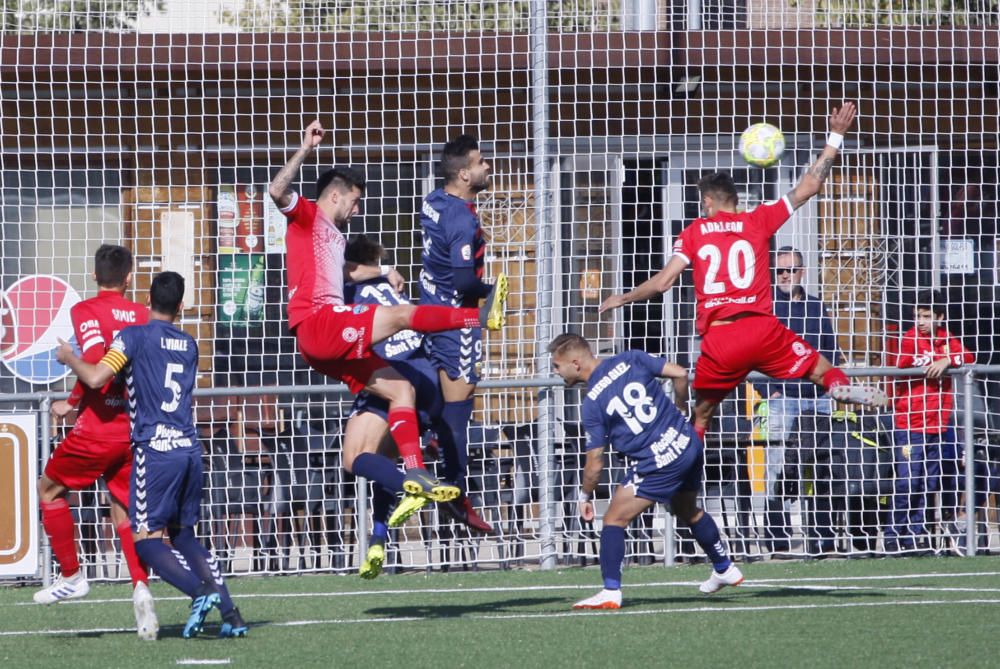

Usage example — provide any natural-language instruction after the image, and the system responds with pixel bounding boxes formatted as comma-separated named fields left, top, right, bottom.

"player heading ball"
left=600, top=102, right=887, bottom=448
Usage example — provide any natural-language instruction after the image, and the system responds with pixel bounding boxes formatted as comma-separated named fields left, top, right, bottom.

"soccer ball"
left=739, top=123, right=786, bottom=168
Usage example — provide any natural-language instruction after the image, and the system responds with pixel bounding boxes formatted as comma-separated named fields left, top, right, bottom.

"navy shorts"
left=352, top=356, right=443, bottom=426
left=621, top=446, right=704, bottom=504
left=131, top=443, right=204, bottom=533
left=424, top=328, right=482, bottom=385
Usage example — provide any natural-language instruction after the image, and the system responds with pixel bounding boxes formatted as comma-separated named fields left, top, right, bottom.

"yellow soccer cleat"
left=479, top=273, right=508, bottom=331
left=388, top=493, right=430, bottom=528
left=359, top=542, right=385, bottom=580
left=401, top=469, right=460, bottom=502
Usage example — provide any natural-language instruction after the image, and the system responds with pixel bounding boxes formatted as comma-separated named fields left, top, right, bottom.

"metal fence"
left=5, top=364, right=999, bottom=586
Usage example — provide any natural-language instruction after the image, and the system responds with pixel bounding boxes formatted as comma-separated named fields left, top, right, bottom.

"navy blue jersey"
left=344, top=277, right=422, bottom=361
left=418, top=188, right=485, bottom=308
left=346, top=276, right=443, bottom=422
left=581, top=350, right=697, bottom=475
left=103, top=319, right=199, bottom=450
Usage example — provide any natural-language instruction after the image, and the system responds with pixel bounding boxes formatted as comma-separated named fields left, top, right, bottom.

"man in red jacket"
left=885, top=290, right=974, bottom=555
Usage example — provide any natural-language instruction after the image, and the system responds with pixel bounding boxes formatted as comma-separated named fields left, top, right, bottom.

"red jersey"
left=281, top=191, right=347, bottom=329
left=892, top=325, right=974, bottom=433
left=673, top=197, right=795, bottom=335
left=66, top=291, right=149, bottom=438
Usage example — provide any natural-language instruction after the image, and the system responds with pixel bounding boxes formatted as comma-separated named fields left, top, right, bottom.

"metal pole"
left=963, top=370, right=976, bottom=556
left=664, top=510, right=676, bottom=567
left=357, top=477, right=369, bottom=568
left=530, top=0, right=557, bottom=571
left=39, top=398, right=52, bottom=586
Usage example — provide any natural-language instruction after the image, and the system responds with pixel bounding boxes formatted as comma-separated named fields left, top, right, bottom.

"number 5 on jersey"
left=161, top=363, right=184, bottom=413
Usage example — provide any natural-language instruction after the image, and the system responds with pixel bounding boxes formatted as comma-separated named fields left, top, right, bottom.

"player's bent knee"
left=37, top=475, right=65, bottom=502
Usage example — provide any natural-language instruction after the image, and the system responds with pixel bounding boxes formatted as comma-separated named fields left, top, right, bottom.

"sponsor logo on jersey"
left=461, top=244, right=472, bottom=261
left=352, top=305, right=370, bottom=315
left=343, top=327, right=359, bottom=343
left=0, top=275, right=81, bottom=384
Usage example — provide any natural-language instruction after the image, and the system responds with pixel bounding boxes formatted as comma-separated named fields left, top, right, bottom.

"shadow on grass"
left=365, top=597, right=567, bottom=618
left=73, top=620, right=269, bottom=640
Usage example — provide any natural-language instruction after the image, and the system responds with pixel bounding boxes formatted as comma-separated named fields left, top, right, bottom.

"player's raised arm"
left=786, top=102, right=857, bottom=210
left=598, top=255, right=687, bottom=314
left=55, top=338, right=117, bottom=389
left=268, top=119, right=325, bottom=209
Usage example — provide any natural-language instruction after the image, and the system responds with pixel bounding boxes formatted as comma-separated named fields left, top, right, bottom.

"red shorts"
left=44, top=430, right=132, bottom=505
left=693, top=314, right=820, bottom=403
left=294, top=303, right=389, bottom=394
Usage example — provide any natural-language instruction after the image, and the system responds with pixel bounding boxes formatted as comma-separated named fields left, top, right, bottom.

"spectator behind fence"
left=884, top=289, right=974, bottom=555
left=754, top=247, right=842, bottom=552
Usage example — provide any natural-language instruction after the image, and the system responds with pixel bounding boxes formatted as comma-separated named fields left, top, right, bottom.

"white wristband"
left=826, top=132, right=844, bottom=150
left=578, top=488, right=592, bottom=504
left=379, top=265, right=394, bottom=277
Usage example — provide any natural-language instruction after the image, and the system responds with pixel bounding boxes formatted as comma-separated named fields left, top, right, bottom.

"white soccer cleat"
left=829, top=383, right=888, bottom=408
left=33, top=572, right=90, bottom=604
left=133, top=581, right=159, bottom=641
left=700, top=565, right=745, bottom=594
left=572, top=588, right=622, bottom=610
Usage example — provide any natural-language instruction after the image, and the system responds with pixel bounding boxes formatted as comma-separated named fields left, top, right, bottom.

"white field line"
left=8, top=570, right=1000, bottom=608
left=175, top=661, right=232, bottom=666
left=2, top=598, right=999, bottom=637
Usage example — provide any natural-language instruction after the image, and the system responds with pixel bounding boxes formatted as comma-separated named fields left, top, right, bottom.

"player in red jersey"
left=600, top=103, right=886, bottom=443
left=269, top=120, right=508, bottom=514
left=33, top=244, right=159, bottom=640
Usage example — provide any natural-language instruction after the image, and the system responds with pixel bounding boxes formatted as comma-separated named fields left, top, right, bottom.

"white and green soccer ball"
left=739, top=122, right=786, bottom=168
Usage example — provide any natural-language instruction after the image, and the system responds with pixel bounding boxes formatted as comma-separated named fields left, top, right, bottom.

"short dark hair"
left=915, top=289, right=946, bottom=318
left=344, top=234, right=385, bottom=267
left=93, top=244, right=133, bottom=287
left=150, top=271, right=185, bottom=316
left=315, top=166, right=367, bottom=200
left=440, top=134, right=480, bottom=183
left=547, top=333, right=592, bottom=357
left=776, top=246, right=805, bottom=267
left=697, top=172, right=739, bottom=206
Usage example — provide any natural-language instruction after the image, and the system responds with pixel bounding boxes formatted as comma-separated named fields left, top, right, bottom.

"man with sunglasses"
left=756, top=247, right=842, bottom=553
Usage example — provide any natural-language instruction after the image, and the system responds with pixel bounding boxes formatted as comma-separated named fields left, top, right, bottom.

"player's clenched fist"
left=302, top=119, right=325, bottom=150
left=55, top=337, right=74, bottom=365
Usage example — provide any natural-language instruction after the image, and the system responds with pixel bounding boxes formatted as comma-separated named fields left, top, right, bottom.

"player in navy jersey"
left=549, top=334, right=743, bottom=608
left=270, top=121, right=508, bottom=520
left=599, top=103, right=885, bottom=448
left=56, top=272, right=247, bottom=640
left=343, top=236, right=494, bottom=580
left=418, top=134, right=500, bottom=530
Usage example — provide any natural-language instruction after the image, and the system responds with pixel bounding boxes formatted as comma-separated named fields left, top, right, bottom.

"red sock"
left=409, top=305, right=479, bottom=332
left=41, top=498, right=80, bottom=578
left=822, top=367, right=849, bottom=391
left=116, top=520, right=148, bottom=587
left=388, top=407, right=425, bottom=470
left=694, top=423, right=707, bottom=443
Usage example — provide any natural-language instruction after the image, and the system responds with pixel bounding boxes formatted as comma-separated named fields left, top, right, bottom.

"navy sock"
left=435, top=398, right=474, bottom=491
left=690, top=513, right=732, bottom=573
left=134, top=538, right=202, bottom=598
left=170, top=527, right=236, bottom=615
left=371, top=487, right=394, bottom=543
left=352, top=453, right=406, bottom=494
left=599, top=525, right=626, bottom=590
